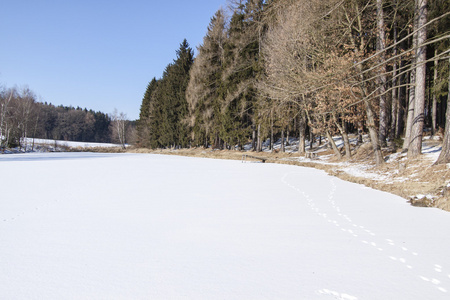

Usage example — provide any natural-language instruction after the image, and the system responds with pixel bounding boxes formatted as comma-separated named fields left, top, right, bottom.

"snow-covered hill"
left=1, top=153, right=450, bottom=299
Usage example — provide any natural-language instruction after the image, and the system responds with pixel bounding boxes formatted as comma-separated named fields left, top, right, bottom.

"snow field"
left=1, top=153, right=450, bottom=299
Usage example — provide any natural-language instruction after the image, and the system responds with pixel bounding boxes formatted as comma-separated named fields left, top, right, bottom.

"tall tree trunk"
left=377, top=0, right=388, bottom=147
left=326, top=130, right=342, bottom=160
left=252, top=124, right=256, bottom=151
left=270, top=112, right=274, bottom=151
left=396, top=61, right=405, bottom=138
left=403, top=70, right=416, bottom=151
left=403, top=24, right=417, bottom=152
left=365, top=99, right=384, bottom=165
left=434, top=57, right=450, bottom=165
left=342, top=123, right=352, bottom=159
left=280, top=129, right=285, bottom=152
left=346, top=3, right=384, bottom=165
left=432, top=48, right=438, bottom=135
left=333, top=113, right=351, bottom=159
left=408, top=0, right=427, bottom=158
left=390, top=18, right=399, bottom=142
left=298, top=114, right=306, bottom=154
left=256, top=123, right=262, bottom=152
left=357, top=122, right=363, bottom=145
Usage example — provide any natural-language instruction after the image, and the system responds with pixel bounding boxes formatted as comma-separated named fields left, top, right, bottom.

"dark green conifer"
left=137, top=40, right=193, bottom=148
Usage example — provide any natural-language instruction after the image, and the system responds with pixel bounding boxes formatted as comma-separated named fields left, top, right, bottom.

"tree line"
left=0, top=85, right=132, bottom=150
left=137, top=0, right=449, bottom=165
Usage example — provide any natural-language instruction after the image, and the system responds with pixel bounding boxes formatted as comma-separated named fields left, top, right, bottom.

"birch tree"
left=0, top=88, right=14, bottom=150
left=111, top=109, right=127, bottom=149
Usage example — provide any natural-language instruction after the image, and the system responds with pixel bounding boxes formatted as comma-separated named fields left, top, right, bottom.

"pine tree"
left=170, top=39, right=194, bottom=148
left=137, top=40, right=193, bottom=149
left=137, top=78, right=158, bottom=147
left=221, top=0, right=265, bottom=149
left=186, top=9, right=227, bottom=148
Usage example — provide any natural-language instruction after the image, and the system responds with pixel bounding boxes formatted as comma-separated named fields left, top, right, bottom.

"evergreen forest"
left=137, top=0, right=450, bottom=165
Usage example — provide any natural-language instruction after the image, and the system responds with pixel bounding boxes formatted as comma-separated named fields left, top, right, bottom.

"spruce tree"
left=137, top=78, right=158, bottom=147
left=137, top=40, right=193, bottom=149
left=221, top=0, right=265, bottom=149
left=186, top=9, right=227, bottom=148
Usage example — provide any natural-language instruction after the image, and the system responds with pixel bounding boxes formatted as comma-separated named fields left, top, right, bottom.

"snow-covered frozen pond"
left=1, top=152, right=450, bottom=299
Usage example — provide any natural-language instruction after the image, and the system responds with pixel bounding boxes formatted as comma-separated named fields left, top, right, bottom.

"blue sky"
left=0, top=0, right=226, bottom=120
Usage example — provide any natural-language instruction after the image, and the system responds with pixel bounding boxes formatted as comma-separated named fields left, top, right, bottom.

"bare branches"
left=111, top=109, right=127, bottom=149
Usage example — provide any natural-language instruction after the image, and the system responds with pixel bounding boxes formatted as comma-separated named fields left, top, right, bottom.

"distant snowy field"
left=1, top=153, right=450, bottom=299
left=30, top=138, right=124, bottom=148
left=1, top=138, right=124, bottom=154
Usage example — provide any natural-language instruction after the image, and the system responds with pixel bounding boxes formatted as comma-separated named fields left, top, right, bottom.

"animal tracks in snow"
left=0, top=197, right=63, bottom=225
left=281, top=172, right=450, bottom=295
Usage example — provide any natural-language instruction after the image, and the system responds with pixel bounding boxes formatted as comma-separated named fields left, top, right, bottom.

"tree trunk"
left=342, top=126, right=351, bottom=159
left=377, top=0, right=388, bottom=147
left=403, top=68, right=416, bottom=151
left=280, top=129, right=285, bottom=152
left=408, top=0, right=427, bottom=158
left=355, top=54, right=384, bottom=165
left=390, top=19, right=399, bottom=142
left=252, top=124, right=256, bottom=151
left=434, top=57, right=450, bottom=165
left=344, top=0, right=383, bottom=165
left=256, top=123, right=262, bottom=152
left=326, top=131, right=342, bottom=160
left=298, top=114, right=306, bottom=154
left=396, top=61, right=405, bottom=138
left=432, top=48, right=438, bottom=135
left=270, top=113, right=274, bottom=152
left=403, top=22, right=417, bottom=152
left=333, top=113, right=351, bottom=159
left=357, top=122, right=363, bottom=145
left=365, top=98, right=384, bottom=165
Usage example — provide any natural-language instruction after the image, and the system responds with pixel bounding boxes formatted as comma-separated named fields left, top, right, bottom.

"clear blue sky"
left=0, top=0, right=227, bottom=120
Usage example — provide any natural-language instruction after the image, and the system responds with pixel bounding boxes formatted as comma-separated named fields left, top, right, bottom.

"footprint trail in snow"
left=281, top=171, right=450, bottom=297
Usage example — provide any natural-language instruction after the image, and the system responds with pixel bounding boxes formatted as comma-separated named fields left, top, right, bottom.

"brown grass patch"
left=70, top=146, right=128, bottom=153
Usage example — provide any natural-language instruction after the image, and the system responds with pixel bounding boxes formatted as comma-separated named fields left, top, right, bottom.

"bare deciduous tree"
left=0, top=88, right=14, bottom=151
left=111, top=109, right=127, bottom=149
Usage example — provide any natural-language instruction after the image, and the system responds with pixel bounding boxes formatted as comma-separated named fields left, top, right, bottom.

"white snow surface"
left=1, top=152, right=450, bottom=299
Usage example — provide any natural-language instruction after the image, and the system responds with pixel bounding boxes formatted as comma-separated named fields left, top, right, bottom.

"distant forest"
left=137, top=0, right=450, bottom=165
left=0, top=86, right=133, bottom=149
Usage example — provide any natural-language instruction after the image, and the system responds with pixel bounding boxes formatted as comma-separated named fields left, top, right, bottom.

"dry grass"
left=126, top=142, right=450, bottom=212
left=335, top=158, right=450, bottom=208
left=70, top=146, right=128, bottom=153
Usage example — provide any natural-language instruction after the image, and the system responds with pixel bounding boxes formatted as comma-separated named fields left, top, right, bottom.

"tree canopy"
left=137, top=0, right=450, bottom=165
